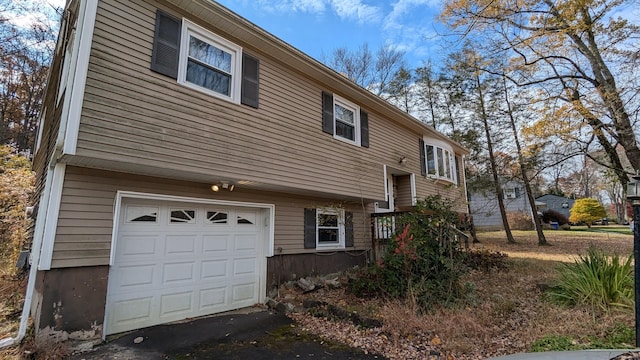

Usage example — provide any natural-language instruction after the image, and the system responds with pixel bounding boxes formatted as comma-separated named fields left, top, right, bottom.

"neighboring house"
left=536, top=194, right=575, bottom=220
left=27, top=0, right=468, bottom=341
left=469, top=180, right=533, bottom=230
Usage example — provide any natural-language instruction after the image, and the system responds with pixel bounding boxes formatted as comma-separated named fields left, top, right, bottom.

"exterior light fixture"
left=626, top=170, right=640, bottom=347
left=399, top=156, right=407, bottom=165
left=211, top=183, right=235, bottom=192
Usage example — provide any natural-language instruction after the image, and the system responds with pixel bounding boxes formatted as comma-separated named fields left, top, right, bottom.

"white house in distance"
left=469, top=180, right=534, bottom=230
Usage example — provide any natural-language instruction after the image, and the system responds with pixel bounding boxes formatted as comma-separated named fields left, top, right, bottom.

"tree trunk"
left=501, top=77, right=548, bottom=245
left=474, top=71, right=515, bottom=244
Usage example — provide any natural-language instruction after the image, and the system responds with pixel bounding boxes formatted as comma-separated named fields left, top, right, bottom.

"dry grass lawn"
left=287, top=226, right=636, bottom=359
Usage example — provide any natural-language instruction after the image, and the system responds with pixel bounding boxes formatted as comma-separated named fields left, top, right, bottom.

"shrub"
left=541, top=209, right=569, bottom=225
left=507, top=211, right=533, bottom=230
left=546, top=246, right=633, bottom=312
left=531, top=334, right=576, bottom=352
left=349, top=195, right=467, bottom=309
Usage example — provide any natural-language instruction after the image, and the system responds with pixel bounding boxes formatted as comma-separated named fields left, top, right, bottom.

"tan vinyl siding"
left=75, top=0, right=382, bottom=200
left=52, top=166, right=371, bottom=268
left=395, top=175, right=412, bottom=209
left=74, top=0, right=466, bottom=204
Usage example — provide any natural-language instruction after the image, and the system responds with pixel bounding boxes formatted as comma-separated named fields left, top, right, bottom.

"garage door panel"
left=159, top=291, right=194, bottom=318
left=106, top=200, right=266, bottom=335
left=201, top=259, right=228, bottom=279
left=118, top=235, right=158, bottom=257
left=162, top=262, right=195, bottom=284
left=165, top=235, right=197, bottom=255
left=110, top=296, right=153, bottom=328
left=232, top=283, right=257, bottom=303
left=199, top=287, right=227, bottom=310
left=114, top=264, right=156, bottom=288
left=202, top=234, right=230, bottom=253
left=234, top=234, right=258, bottom=251
left=233, top=257, right=257, bottom=276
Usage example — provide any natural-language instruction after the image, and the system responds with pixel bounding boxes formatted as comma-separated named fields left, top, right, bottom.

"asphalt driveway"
left=69, top=309, right=384, bottom=360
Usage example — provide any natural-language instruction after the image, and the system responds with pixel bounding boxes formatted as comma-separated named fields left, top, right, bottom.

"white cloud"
left=330, top=0, right=383, bottom=24
left=251, top=0, right=382, bottom=25
left=384, top=0, right=438, bottom=31
left=254, top=0, right=327, bottom=15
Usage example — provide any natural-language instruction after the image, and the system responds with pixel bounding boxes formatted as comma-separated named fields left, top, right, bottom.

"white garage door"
left=105, top=198, right=265, bottom=335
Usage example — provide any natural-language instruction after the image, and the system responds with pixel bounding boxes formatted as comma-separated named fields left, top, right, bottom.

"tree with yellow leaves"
left=569, top=198, right=607, bottom=228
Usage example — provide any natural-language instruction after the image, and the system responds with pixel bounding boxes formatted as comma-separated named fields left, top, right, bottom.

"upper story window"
left=321, top=91, right=369, bottom=148
left=420, top=139, right=458, bottom=184
left=179, top=20, right=242, bottom=102
left=334, top=97, right=359, bottom=144
left=150, top=10, right=259, bottom=108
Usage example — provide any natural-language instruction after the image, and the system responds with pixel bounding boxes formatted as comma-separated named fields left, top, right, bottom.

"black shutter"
left=322, top=91, right=334, bottom=134
left=241, top=53, right=259, bottom=108
left=419, top=138, right=426, bottom=176
left=515, top=187, right=521, bottom=198
left=150, top=10, right=181, bottom=79
left=455, top=156, right=461, bottom=186
left=345, top=211, right=354, bottom=247
left=360, top=110, right=369, bottom=148
left=304, top=208, right=317, bottom=249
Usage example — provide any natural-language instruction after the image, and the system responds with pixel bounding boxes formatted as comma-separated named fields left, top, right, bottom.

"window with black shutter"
left=150, top=10, right=259, bottom=108
left=321, top=91, right=368, bottom=147
left=303, top=208, right=353, bottom=249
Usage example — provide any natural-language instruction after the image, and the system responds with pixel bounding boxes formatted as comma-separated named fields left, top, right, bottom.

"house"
left=536, top=194, right=575, bottom=220
left=25, top=0, right=468, bottom=341
left=468, top=180, right=534, bottom=230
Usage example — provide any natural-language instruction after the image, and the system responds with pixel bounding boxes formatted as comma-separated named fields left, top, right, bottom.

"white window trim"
left=316, top=208, right=345, bottom=249
left=178, top=19, right=242, bottom=103
left=333, top=95, right=361, bottom=146
left=504, top=188, right=517, bottom=199
left=423, top=139, right=457, bottom=184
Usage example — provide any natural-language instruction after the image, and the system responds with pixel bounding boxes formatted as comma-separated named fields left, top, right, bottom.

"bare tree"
left=0, top=0, right=60, bottom=152
left=441, top=0, right=640, bottom=177
left=324, top=43, right=406, bottom=96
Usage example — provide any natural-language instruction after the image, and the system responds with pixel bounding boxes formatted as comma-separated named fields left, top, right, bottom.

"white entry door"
left=104, top=198, right=265, bottom=335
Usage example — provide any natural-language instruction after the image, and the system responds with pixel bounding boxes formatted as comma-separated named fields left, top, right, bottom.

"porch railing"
left=370, top=211, right=470, bottom=261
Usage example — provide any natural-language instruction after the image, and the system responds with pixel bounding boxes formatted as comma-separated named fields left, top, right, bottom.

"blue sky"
left=215, top=0, right=446, bottom=68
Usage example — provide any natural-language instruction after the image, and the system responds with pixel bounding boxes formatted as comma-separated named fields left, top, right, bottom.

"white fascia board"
left=110, top=191, right=277, bottom=265
left=60, top=0, right=98, bottom=155
left=410, top=173, right=417, bottom=206
left=37, top=163, right=67, bottom=270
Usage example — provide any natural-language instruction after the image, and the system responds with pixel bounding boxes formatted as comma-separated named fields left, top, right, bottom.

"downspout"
left=0, top=227, right=43, bottom=347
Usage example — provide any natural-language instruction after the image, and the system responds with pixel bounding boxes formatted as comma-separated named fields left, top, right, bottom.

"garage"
left=104, top=196, right=268, bottom=335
